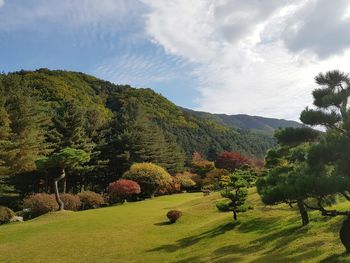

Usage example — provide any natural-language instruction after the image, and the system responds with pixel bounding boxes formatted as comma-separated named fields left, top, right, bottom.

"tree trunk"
left=233, top=211, right=237, bottom=221
left=54, top=168, right=66, bottom=211
left=340, top=215, right=350, bottom=254
left=63, top=177, right=67, bottom=193
left=297, top=199, right=309, bottom=226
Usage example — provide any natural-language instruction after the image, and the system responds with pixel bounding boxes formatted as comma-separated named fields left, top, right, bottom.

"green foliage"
left=218, top=173, right=249, bottom=220
left=274, top=127, right=320, bottom=146
left=203, top=169, right=230, bottom=190
left=215, top=200, right=231, bottom=212
left=122, top=163, right=173, bottom=197
left=36, top=147, right=90, bottom=169
left=0, top=206, right=15, bottom=225
left=191, top=160, right=215, bottom=177
left=175, top=172, right=197, bottom=191
left=0, top=69, right=279, bottom=200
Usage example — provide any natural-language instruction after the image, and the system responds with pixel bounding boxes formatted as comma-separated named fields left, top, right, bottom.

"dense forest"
left=0, top=69, right=296, bottom=207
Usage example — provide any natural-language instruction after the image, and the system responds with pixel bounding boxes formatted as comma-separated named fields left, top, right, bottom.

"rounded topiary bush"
left=216, top=200, right=231, bottom=212
left=60, top=194, right=81, bottom=211
left=123, top=163, right=173, bottom=197
left=78, top=191, right=104, bottom=210
left=166, top=210, right=182, bottom=223
left=22, top=193, right=58, bottom=218
left=0, top=206, right=15, bottom=225
left=108, top=179, right=141, bottom=204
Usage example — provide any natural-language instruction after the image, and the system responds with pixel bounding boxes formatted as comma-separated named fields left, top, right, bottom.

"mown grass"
left=1, top=188, right=350, bottom=263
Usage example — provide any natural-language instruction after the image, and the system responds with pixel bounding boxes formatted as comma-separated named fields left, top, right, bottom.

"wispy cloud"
left=93, top=48, right=192, bottom=88
left=3, top=0, right=350, bottom=120
left=0, top=0, right=147, bottom=49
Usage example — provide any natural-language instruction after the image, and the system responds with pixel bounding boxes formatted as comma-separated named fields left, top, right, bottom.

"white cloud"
left=142, top=0, right=350, bottom=120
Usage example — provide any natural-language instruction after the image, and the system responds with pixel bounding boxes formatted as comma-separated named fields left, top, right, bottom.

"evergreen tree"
left=218, top=172, right=249, bottom=221
left=36, top=147, right=90, bottom=210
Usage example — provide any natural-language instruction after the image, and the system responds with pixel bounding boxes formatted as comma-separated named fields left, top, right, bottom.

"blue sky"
left=2, top=0, right=350, bottom=120
left=0, top=0, right=199, bottom=108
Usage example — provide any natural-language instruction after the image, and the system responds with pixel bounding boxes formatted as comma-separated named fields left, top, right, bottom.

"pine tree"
left=218, top=172, right=249, bottom=221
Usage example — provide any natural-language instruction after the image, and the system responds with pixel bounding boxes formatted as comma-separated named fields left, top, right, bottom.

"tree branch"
left=303, top=199, right=350, bottom=217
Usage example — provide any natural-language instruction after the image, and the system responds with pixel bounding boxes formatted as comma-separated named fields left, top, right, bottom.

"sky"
left=1, top=0, right=350, bottom=121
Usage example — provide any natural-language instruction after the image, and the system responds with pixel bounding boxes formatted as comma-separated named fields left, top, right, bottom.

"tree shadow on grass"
left=210, top=224, right=321, bottom=263
left=319, top=252, right=350, bottom=263
left=237, top=216, right=283, bottom=234
left=211, top=238, right=323, bottom=263
left=154, top=221, right=172, bottom=226
left=147, top=221, right=240, bottom=253
left=174, top=256, right=202, bottom=263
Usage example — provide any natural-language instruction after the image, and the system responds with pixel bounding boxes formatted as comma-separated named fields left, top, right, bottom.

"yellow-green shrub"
left=123, top=163, right=172, bottom=197
left=175, top=172, right=196, bottom=191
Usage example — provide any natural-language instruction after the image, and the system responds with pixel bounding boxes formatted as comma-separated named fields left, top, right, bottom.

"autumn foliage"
left=215, top=151, right=251, bottom=172
left=166, top=210, right=182, bottom=223
left=108, top=179, right=141, bottom=203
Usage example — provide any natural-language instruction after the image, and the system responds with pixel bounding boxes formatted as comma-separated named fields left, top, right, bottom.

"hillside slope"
left=1, top=190, right=349, bottom=262
left=184, top=109, right=303, bottom=135
left=1, top=69, right=278, bottom=160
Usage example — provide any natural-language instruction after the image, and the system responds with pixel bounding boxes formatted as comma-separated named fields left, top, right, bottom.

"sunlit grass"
left=1, top=189, right=349, bottom=262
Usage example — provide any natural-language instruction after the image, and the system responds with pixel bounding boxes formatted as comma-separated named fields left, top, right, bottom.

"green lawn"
left=1, top=189, right=350, bottom=263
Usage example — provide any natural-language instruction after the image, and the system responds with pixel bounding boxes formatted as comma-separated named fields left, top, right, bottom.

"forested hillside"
left=0, top=69, right=292, bottom=205
left=184, top=109, right=302, bottom=134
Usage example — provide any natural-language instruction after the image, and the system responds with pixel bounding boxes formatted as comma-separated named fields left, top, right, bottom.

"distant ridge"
left=183, top=108, right=303, bottom=134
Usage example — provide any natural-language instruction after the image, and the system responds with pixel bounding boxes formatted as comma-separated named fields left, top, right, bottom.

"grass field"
left=1, top=189, right=350, bottom=263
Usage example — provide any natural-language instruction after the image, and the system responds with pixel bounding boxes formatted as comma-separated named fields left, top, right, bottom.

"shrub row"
left=22, top=191, right=105, bottom=218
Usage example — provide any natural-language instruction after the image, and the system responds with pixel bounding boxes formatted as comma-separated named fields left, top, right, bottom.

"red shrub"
left=215, top=151, right=252, bottom=172
left=166, top=210, right=182, bottom=223
left=108, top=179, right=141, bottom=203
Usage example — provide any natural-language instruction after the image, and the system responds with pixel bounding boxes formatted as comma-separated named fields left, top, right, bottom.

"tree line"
left=0, top=69, right=272, bottom=208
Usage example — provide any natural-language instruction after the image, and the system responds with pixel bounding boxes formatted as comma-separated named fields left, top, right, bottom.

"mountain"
left=0, top=69, right=298, bottom=165
left=183, top=109, right=303, bottom=135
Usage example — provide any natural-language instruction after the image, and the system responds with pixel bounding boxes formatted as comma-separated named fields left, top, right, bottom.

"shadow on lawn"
left=154, top=221, right=172, bottom=226
left=147, top=221, right=240, bottom=253
left=319, top=253, right=350, bottom=263
left=151, top=214, right=344, bottom=263
left=210, top=224, right=326, bottom=263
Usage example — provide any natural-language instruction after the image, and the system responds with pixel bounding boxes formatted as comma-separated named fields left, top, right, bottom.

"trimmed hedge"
left=22, top=193, right=58, bottom=218
left=166, top=210, right=182, bottom=223
left=60, top=194, right=81, bottom=211
left=123, top=163, right=173, bottom=197
left=108, top=179, right=141, bottom=203
left=78, top=191, right=104, bottom=210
